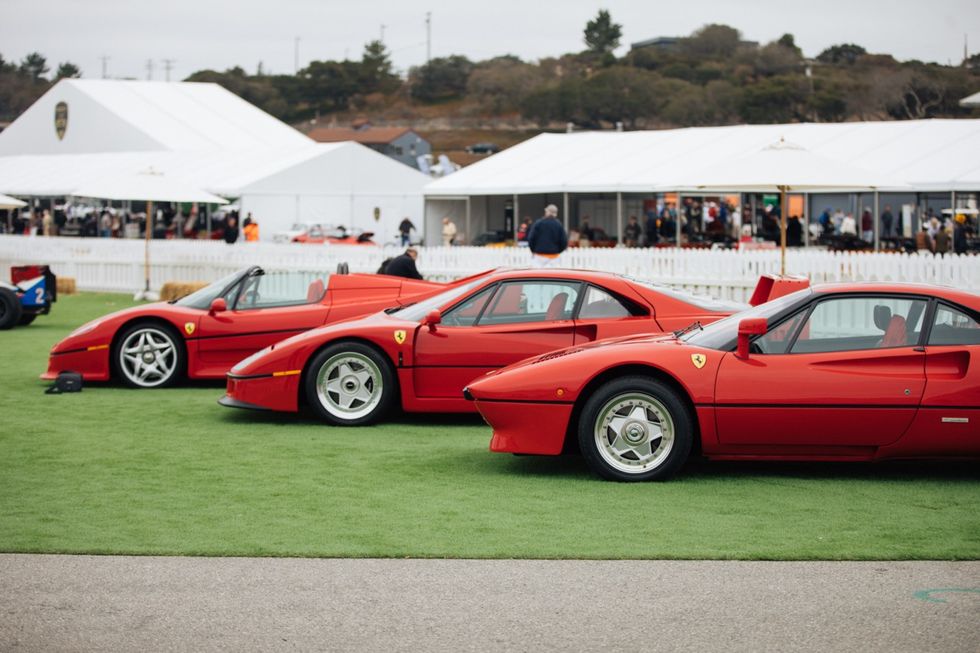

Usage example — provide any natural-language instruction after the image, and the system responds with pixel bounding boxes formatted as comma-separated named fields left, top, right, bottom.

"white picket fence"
left=0, top=235, right=977, bottom=302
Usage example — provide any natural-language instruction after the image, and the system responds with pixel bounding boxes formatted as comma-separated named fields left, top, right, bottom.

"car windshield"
left=173, top=269, right=249, bottom=309
left=679, top=288, right=813, bottom=350
left=390, top=278, right=489, bottom=322
left=625, top=276, right=746, bottom=312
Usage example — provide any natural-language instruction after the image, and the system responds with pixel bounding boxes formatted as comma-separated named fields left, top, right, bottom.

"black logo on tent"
left=54, top=102, right=68, bottom=140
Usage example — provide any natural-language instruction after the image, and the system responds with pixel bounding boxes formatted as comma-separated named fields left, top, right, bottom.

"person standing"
left=644, top=212, right=658, bottom=246
left=861, top=207, right=873, bottom=242
left=223, top=215, right=239, bottom=244
left=934, top=225, right=951, bottom=256
left=382, top=247, right=423, bottom=280
left=441, top=217, right=457, bottom=247
left=527, top=204, right=567, bottom=267
left=880, top=205, right=894, bottom=239
left=952, top=217, right=968, bottom=255
left=623, top=215, right=642, bottom=247
left=41, top=209, right=54, bottom=236
left=243, top=215, right=259, bottom=242
left=516, top=218, right=531, bottom=246
left=398, top=217, right=415, bottom=246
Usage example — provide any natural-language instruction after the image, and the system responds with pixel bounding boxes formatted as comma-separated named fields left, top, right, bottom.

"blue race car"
left=0, top=265, right=56, bottom=329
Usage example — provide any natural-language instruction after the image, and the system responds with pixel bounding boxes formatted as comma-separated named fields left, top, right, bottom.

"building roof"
left=0, top=79, right=311, bottom=155
left=308, top=126, right=417, bottom=145
left=424, top=120, right=980, bottom=196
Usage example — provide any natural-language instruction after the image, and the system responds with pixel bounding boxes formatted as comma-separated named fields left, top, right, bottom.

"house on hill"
left=308, top=126, right=431, bottom=170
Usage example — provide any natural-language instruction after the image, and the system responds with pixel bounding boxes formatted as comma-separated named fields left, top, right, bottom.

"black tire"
left=18, top=313, right=36, bottom=326
left=305, top=342, right=396, bottom=426
left=578, top=376, right=693, bottom=482
left=0, top=288, right=22, bottom=330
left=112, top=322, right=185, bottom=388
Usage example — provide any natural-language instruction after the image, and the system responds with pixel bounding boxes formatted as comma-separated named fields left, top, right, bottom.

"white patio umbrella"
left=0, top=193, right=27, bottom=209
left=657, top=138, right=907, bottom=274
left=72, top=168, right=228, bottom=299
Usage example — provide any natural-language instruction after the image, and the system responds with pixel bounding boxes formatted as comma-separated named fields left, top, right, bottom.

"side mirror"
left=423, top=309, right=442, bottom=330
left=736, top=317, right=768, bottom=359
left=209, top=297, right=227, bottom=315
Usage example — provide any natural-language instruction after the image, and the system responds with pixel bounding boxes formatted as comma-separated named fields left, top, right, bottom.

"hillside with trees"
left=3, top=11, right=979, bottom=134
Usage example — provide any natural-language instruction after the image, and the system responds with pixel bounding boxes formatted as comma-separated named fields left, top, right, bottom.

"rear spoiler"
left=748, top=274, right=809, bottom=306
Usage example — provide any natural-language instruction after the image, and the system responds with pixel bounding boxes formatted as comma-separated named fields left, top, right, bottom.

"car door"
left=714, top=294, right=928, bottom=448
left=195, top=273, right=330, bottom=373
left=572, top=284, right=657, bottom=343
left=412, top=280, right=580, bottom=398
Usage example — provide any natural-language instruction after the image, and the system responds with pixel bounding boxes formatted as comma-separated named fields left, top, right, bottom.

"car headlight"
left=232, top=347, right=271, bottom=374
left=69, top=321, right=101, bottom=337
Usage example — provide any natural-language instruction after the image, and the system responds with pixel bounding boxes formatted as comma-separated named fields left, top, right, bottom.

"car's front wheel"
left=578, top=376, right=693, bottom=482
left=113, top=322, right=184, bottom=388
left=305, top=342, right=396, bottom=426
left=0, top=287, right=22, bottom=330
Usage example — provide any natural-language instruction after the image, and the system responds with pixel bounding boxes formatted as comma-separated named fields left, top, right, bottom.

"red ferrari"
left=219, top=269, right=761, bottom=424
left=465, top=283, right=980, bottom=481
left=43, top=266, right=471, bottom=388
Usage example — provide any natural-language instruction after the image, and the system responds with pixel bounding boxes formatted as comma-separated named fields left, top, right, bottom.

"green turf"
left=0, top=292, right=978, bottom=560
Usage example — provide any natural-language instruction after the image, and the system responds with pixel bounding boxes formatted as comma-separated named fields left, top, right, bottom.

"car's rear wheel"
left=306, top=342, right=395, bottom=426
left=578, top=376, right=692, bottom=482
left=0, top=287, right=22, bottom=330
left=113, top=323, right=184, bottom=388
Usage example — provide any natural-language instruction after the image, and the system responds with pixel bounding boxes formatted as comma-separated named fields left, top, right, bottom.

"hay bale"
left=159, top=281, right=209, bottom=302
left=56, top=277, right=77, bottom=295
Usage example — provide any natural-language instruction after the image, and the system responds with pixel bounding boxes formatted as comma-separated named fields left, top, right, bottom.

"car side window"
left=578, top=286, right=634, bottom=319
left=441, top=286, right=495, bottom=327
left=790, top=296, right=928, bottom=354
left=477, top=281, right=580, bottom=325
left=929, top=304, right=980, bottom=345
left=233, top=273, right=324, bottom=310
left=752, top=310, right=808, bottom=355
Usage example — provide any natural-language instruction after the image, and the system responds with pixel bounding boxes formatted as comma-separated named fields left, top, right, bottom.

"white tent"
left=0, top=194, right=27, bottom=209
left=423, top=120, right=980, bottom=241
left=0, top=80, right=429, bottom=239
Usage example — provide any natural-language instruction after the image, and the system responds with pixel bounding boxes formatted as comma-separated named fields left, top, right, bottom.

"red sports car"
left=43, top=266, right=471, bottom=388
left=220, top=269, right=762, bottom=424
left=465, top=283, right=980, bottom=481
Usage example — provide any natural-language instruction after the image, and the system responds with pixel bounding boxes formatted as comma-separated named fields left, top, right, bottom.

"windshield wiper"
left=672, top=321, right=703, bottom=338
left=385, top=303, right=414, bottom=314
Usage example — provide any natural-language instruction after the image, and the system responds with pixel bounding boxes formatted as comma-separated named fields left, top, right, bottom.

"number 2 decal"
left=35, top=287, right=45, bottom=303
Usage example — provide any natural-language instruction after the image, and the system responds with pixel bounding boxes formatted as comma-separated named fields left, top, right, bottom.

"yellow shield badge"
left=393, top=330, right=406, bottom=345
left=691, top=353, right=706, bottom=369
left=184, top=322, right=195, bottom=336
left=54, top=101, right=68, bottom=140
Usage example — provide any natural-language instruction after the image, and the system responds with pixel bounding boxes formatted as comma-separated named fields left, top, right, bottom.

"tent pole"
left=676, top=192, right=683, bottom=247
left=562, top=192, right=569, bottom=233
left=513, top=194, right=519, bottom=244
left=803, top=192, right=809, bottom=248
left=144, top=200, right=152, bottom=293
left=465, top=196, right=471, bottom=245
left=779, top=186, right=787, bottom=276
left=616, top=192, right=623, bottom=246
left=873, top=191, right=880, bottom=251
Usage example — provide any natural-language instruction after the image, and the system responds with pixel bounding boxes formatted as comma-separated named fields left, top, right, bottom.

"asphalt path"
left=1, top=555, right=978, bottom=652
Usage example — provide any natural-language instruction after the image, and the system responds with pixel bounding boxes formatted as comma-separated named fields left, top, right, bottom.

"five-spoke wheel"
left=578, top=376, right=692, bottom=481
left=305, top=342, right=396, bottom=425
left=113, top=323, right=184, bottom=388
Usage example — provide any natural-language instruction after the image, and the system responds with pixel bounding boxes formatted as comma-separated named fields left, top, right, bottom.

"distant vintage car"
left=0, top=265, right=56, bottom=329
left=43, top=266, right=479, bottom=388
left=465, top=142, right=500, bottom=154
left=219, top=269, right=774, bottom=425
left=465, top=283, right=980, bottom=482
left=293, top=225, right=376, bottom=245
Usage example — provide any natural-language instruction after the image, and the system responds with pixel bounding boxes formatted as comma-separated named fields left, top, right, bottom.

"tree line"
left=3, top=11, right=979, bottom=128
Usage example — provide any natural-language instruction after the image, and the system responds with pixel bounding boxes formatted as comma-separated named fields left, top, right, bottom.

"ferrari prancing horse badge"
left=691, top=353, right=706, bottom=369
left=393, top=330, right=406, bottom=345
left=184, top=322, right=195, bottom=336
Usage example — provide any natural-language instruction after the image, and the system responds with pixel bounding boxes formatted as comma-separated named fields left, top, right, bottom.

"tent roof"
left=0, top=141, right=429, bottom=198
left=424, top=120, right=980, bottom=196
left=0, top=79, right=312, bottom=156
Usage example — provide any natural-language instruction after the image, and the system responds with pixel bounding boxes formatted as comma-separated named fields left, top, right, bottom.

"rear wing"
left=748, top=274, right=809, bottom=306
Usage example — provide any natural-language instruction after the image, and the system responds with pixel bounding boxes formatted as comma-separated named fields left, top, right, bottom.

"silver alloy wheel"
left=118, top=327, right=178, bottom=387
left=593, top=392, right=675, bottom=475
left=315, top=351, right=384, bottom=421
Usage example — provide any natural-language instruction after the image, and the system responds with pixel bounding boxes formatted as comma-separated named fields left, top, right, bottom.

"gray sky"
left=2, top=0, right=979, bottom=81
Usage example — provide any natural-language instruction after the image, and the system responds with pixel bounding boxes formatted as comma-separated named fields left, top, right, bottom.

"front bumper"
left=224, top=373, right=301, bottom=413
left=41, top=348, right=110, bottom=381
left=476, top=399, right=574, bottom=456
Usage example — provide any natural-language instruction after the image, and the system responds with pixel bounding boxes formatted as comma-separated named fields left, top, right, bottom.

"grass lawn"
left=1, top=292, right=978, bottom=560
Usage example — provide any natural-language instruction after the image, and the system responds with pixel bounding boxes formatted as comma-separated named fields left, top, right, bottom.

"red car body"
left=220, top=268, right=761, bottom=424
left=465, top=283, right=980, bottom=481
left=43, top=266, right=472, bottom=387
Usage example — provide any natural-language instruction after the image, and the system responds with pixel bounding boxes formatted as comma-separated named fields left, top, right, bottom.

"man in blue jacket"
left=527, top=204, right=568, bottom=267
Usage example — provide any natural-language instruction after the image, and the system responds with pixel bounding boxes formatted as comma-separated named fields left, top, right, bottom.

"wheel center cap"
left=342, top=375, right=359, bottom=393
left=142, top=352, right=155, bottom=363
left=623, top=421, right=647, bottom=445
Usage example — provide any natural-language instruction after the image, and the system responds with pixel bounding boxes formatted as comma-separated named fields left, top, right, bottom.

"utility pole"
left=426, top=11, right=431, bottom=63
left=146, top=59, right=154, bottom=80
left=294, top=37, right=300, bottom=74
left=100, top=55, right=110, bottom=79
left=162, top=59, right=175, bottom=82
